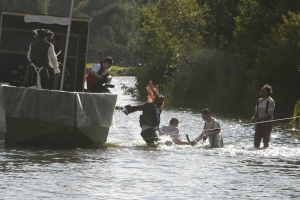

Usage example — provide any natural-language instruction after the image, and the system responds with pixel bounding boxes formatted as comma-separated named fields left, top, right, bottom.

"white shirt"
left=160, top=124, right=180, bottom=143
left=27, top=43, right=60, bottom=74
left=203, top=118, right=220, bottom=135
left=255, top=96, right=275, bottom=119
left=91, top=63, right=107, bottom=76
left=199, top=118, right=223, bottom=148
left=160, top=124, right=179, bottom=136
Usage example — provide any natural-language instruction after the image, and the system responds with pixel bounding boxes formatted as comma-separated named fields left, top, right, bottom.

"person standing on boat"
left=123, top=81, right=165, bottom=147
left=48, top=35, right=64, bottom=90
left=159, top=118, right=190, bottom=145
left=191, top=108, right=224, bottom=148
left=86, top=57, right=113, bottom=93
left=26, top=29, right=60, bottom=89
left=250, top=84, right=275, bottom=148
left=48, top=36, right=63, bottom=63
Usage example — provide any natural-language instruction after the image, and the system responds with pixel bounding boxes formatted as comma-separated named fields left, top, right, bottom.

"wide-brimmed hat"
left=33, top=29, right=54, bottom=39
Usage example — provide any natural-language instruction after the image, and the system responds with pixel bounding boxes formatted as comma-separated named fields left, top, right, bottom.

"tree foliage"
left=235, top=0, right=300, bottom=70
left=135, top=0, right=207, bottom=99
left=0, top=0, right=49, bottom=14
left=132, top=0, right=300, bottom=116
left=199, top=0, right=240, bottom=49
left=251, top=12, right=300, bottom=115
left=73, top=0, right=142, bottom=65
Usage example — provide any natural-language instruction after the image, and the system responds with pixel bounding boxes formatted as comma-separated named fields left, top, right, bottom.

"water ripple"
left=0, top=77, right=299, bottom=199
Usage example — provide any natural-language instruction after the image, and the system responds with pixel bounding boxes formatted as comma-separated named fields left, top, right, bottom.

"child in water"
left=159, top=118, right=190, bottom=145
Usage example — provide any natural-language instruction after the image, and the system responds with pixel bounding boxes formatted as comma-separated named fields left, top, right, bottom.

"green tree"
left=232, top=0, right=300, bottom=115
left=48, top=0, right=81, bottom=16
left=234, top=0, right=300, bottom=71
left=198, top=0, right=240, bottom=49
left=251, top=12, right=300, bottom=117
left=0, top=0, right=49, bottom=14
left=73, top=0, right=141, bottom=65
left=135, top=0, right=207, bottom=99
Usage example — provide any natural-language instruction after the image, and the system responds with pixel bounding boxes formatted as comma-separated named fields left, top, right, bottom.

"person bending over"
left=86, top=57, right=113, bottom=93
left=191, top=108, right=224, bottom=148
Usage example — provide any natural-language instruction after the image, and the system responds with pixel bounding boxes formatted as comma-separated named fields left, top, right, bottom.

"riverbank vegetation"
left=86, top=63, right=137, bottom=76
left=134, top=0, right=300, bottom=117
left=1, top=0, right=300, bottom=117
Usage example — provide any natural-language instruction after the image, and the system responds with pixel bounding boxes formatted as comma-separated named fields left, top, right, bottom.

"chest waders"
left=256, top=99, right=270, bottom=137
left=256, top=99, right=269, bottom=118
left=204, top=121, right=221, bottom=148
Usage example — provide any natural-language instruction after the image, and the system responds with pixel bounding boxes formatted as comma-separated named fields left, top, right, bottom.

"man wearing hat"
left=25, top=29, right=60, bottom=89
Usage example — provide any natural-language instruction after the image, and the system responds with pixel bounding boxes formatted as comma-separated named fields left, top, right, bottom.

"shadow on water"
left=0, top=140, right=113, bottom=173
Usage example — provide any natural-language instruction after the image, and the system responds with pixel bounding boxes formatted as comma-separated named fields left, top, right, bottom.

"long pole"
left=60, top=0, right=75, bottom=91
left=240, top=116, right=300, bottom=126
left=0, top=12, right=4, bottom=47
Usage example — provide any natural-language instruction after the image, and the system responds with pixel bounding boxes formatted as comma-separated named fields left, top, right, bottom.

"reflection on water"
left=0, top=76, right=299, bottom=199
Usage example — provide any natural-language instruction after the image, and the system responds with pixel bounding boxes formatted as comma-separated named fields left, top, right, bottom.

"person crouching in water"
left=159, top=118, right=190, bottom=145
left=123, top=81, right=165, bottom=147
left=86, top=57, right=113, bottom=93
left=191, top=108, right=224, bottom=148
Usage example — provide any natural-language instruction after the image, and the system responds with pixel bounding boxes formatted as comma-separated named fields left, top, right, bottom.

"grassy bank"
left=86, top=63, right=138, bottom=76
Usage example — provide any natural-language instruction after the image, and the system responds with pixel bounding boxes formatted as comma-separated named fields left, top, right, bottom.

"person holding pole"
left=250, top=84, right=275, bottom=148
left=191, top=108, right=224, bottom=148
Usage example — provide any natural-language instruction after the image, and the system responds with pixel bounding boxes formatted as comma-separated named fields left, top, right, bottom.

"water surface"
left=0, top=77, right=299, bottom=199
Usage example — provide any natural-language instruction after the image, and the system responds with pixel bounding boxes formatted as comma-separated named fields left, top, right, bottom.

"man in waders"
left=250, top=84, right=275, bottom=148
left=191, top=108, right=224, bottom=148
left=25, top=29, right=60, bottom=89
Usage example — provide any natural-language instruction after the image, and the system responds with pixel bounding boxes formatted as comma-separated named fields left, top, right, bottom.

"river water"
left=0, top=76, right=299, bottom=199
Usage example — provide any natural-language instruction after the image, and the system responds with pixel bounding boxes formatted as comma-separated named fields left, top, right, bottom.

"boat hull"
left=0, top=85, right=117, bottom=148
left=5, top=116, right=109, bottom=147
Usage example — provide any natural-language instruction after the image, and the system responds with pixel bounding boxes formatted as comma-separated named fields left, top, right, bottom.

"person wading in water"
left=122, top=81, right=165, bottom=147
left=191, top=108, right=224, bottom=148
left=250, top=84, right=275, bottom=148
left=159, top=118, right=190, bottom=145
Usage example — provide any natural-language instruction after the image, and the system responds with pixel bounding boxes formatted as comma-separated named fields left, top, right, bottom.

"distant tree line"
left=133, top=0, right=300, bottom=117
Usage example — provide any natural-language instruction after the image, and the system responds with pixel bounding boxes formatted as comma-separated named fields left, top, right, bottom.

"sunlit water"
left=1, top=77, right=300, bottom=199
